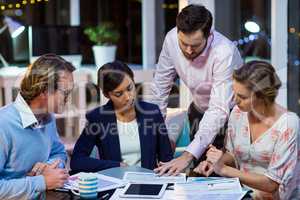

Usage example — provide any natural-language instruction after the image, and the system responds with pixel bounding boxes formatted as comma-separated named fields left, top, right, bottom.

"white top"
left=226, top=106, right=300, bottom=199
left=151, top=28, right=243, bottom=158
left=117, top=119, right=141, bottom=166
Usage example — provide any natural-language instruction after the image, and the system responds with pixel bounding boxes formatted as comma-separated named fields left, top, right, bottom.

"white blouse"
left=226, top=106, right=300, bottom=199
left=117, top=119, right=141, bottom=166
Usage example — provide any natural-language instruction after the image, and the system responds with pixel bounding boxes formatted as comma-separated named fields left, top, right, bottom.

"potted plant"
left=84, top=22, right=120, bottom=68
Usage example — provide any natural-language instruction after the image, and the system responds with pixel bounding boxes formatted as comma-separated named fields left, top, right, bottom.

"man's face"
left=178, top=30, right=207, bottom=60
left=47, top=71, right=74, bottom=114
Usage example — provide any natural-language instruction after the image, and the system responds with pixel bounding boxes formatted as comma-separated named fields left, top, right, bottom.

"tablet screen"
left=124, top=184, right=164, bottom=195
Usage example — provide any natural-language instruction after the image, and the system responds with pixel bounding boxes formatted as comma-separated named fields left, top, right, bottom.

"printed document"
left=63, top=172, right=125, bottom=192
left=123, top=172, right=186, bottom=184
left=175, top=177, right=247, bottom=200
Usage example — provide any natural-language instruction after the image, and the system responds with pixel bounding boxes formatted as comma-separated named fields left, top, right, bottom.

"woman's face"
left=233, top=80, right=259, bottom=112
left=107, top=75, right=136, bottom=112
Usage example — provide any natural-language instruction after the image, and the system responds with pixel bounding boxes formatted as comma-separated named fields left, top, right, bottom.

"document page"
left=63, top=172, right=125, bottom=192
left=175, top=177, right=247, bottom=200
left=173, top=192, right=248, bottom=200
left=123, top=172, right=186, bottom=184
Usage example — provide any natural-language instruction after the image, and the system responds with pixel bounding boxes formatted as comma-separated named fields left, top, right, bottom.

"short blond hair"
left=20, top=54, right=75, bottom=103
left=233, top=60, right=281, bottom=106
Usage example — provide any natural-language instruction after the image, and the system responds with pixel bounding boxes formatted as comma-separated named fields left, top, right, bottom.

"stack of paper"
left=174, top=177, right=247, bottom=200
left=63, top=172, right=125, bottom=192
left=123, top=172, right=186, bottom=184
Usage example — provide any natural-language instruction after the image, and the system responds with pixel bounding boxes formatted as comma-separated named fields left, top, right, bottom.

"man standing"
left=0, top=54, right=75, bottom=199
left=153, top=5, right=243, bottom=175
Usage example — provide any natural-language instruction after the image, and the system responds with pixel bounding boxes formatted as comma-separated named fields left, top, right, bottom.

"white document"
left=63, top=172, right=125, bottom=192
left=173, top=192, right=247, bottom=200
left=178, top=177, right=242, bottom=193
left=187, top=176, right=231, bottom=183
left=123, top=172, right=186, bottom=184
left=110, top=188, right=247, bottom=200
left=174, top=177, right=247, bottom=200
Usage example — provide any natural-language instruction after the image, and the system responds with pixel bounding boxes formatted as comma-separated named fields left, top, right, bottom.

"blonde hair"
left=233, top=60, right=282, bottom=106
left=20, top=54, right=75, bottom=103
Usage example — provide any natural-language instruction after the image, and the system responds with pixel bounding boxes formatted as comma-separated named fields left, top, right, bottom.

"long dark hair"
left=97, top=61, right=134, bottom=95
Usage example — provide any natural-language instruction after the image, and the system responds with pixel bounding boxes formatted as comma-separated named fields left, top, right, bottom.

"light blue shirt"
left=0, top=93, right=67, bottom=200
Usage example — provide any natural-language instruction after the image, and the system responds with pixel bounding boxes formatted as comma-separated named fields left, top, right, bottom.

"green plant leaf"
left=84, top=22, right=120, bottom=46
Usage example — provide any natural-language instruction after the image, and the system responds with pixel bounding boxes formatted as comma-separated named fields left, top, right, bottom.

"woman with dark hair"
left=70, top=61, right=173, bottom=172
left=194, top=61, right=300, bottom=199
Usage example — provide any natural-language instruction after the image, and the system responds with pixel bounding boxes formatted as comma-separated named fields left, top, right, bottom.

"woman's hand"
left=193, top=160, right=214, bottom=177
left=206, top=145, right=225, bottom=175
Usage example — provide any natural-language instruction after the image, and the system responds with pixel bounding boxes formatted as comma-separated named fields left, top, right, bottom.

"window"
left=155, top=0, right=179, bottom=107
left=80, top=0, right=142, bottom=64
left=287, top=0, right=300, bottom=114
left=215, top=0, right=271, bottom=62
left=0, top=0, right=70, bottom=64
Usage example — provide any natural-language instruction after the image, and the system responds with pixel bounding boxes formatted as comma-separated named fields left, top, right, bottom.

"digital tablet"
left=119, top=183, right=167, bottom=199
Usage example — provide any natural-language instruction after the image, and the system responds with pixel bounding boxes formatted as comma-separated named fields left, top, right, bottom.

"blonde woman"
left=194, top=61, right=299, bottom=199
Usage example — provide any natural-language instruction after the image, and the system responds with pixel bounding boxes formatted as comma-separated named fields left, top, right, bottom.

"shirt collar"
left=14, top=93, right=39, bottom=128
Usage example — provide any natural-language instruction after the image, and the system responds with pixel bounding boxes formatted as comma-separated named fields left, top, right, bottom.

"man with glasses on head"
left=152, top=5, right=243, bottom=176
left=0, top=53, right=75, bottom=199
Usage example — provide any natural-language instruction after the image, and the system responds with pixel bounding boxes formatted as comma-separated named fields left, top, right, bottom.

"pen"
left=207, top=180, right=237, bottom=191
left=207, top=180, right=236, bottom=186
left=100, top=193, right=110, bottom=199
left=54, top=188, right=70, bottom=193
left=207, top=179, right=236, bottom=184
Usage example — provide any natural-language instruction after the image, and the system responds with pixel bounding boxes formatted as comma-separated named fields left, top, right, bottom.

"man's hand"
left=43, top=167, right=69, bottom=190
left=27, top=162, right=47, bottom=176
left=193, top=160, right=214, bottom=177
left=27, top=159, right=62, bottom=176
left=154, top=151, right=194, bottom=176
